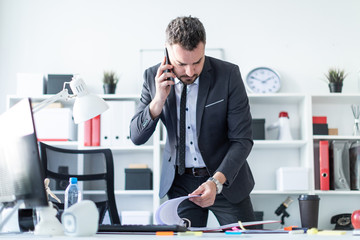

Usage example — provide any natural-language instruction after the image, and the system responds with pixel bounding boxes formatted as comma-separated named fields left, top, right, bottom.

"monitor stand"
left=0, top=201, right=22, bottom=232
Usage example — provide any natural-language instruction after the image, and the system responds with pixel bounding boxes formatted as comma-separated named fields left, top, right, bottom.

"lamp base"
left=34, top=202, right=63, bottom=236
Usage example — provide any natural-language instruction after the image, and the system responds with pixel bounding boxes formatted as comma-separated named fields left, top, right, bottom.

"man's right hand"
left=149, top=57, right=175, bottom=119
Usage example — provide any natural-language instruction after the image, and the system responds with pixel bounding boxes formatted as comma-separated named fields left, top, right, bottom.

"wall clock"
left=245, top=67, right=281, bottom=93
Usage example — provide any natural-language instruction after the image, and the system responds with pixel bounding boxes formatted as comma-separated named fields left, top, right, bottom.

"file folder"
left=100, top=101, right=135, bottom=147
left=330, top=141, right=350, bottom=190
left=319, top=140, right=330, bottom=190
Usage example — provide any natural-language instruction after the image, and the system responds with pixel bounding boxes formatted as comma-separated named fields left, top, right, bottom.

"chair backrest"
left=39, top=142, right=120, bottom=224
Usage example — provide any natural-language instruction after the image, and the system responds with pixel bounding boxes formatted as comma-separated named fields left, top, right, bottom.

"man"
left=130, top=16, right=256, bottom=227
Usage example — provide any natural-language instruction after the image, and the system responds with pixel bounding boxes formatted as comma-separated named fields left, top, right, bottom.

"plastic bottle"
left=267, top=111, right=293, bottom=141
left=64, top=177, right=82, bottom=209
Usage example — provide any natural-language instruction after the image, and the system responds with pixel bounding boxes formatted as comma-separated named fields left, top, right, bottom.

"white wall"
left=1, top=0, right=360, bottom=115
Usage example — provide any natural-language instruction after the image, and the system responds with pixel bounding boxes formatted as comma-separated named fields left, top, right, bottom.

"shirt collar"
left=174, top=77, right=199, bottom=86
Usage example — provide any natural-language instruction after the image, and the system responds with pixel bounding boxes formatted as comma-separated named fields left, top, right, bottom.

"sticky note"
left=156, top=231, right=174, bottom=236
left=178, top=231, right=203, bottom=236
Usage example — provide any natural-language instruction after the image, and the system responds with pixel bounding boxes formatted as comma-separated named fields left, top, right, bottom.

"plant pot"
left=329, top=83, right=343, bottom=93
left=103, top=84, right=116, bottom=94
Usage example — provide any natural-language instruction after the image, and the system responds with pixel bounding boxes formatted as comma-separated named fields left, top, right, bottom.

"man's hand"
left=188, top=172, right=226, bottom=208
left=188, top=180, right=217, bottom=208
left=149, top=57, right=175, bottom=119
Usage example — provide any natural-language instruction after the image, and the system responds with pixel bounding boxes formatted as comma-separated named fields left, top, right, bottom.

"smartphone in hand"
left=164, top=48, right=174, bottom=81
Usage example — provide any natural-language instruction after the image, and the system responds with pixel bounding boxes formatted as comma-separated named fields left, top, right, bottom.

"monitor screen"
left=0, top=98, right=48, bottom=208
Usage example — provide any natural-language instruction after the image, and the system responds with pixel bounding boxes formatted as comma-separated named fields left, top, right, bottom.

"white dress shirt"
left=174, top=77, right=206, bottom=168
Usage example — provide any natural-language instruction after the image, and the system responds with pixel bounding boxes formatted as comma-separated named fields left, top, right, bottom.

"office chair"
left=39, top=142, right=120, bottom=224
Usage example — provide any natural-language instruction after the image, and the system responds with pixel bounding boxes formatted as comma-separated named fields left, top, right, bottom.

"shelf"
left=251, top=190, right=309, bottom=195
left=313, top=135, right=360, bottom=140
left=77, top=145, right=154, bottom=152
left=114, top=190, right=154, bottom=196
left=312, top=93, right=360, bottom=104
left=314, top=190, right=360, bottom=195
left=53, top=190, right=154, bottom=196
left=253, top=140, right=307, bottom=149
left=248, top=93, right=305, bottom=104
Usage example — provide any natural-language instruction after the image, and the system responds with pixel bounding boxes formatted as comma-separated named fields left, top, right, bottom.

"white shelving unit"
left=7, top=93, right=360, bottom=229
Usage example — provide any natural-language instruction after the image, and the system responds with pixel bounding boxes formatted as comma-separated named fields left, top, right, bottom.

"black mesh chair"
left=39, top=142, right=120, bottom=224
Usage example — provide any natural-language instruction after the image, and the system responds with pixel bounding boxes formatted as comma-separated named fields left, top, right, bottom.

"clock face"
left=245, top=67, right=281, bottom=93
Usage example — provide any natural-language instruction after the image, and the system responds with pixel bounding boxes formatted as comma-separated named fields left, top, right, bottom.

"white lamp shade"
left=72, top=93, right=109, bottom=124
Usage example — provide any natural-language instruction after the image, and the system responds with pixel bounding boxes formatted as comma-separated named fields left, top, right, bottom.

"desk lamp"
left=32, top=75, right=109, bottom=123
left=31, top=75, right=108, bottom=235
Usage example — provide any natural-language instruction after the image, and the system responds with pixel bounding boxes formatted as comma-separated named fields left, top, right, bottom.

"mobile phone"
left=164, top=48, right=174, bottom=81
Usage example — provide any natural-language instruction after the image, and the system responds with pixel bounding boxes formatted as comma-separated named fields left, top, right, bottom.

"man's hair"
left=166, top=16, right=206, bottom=51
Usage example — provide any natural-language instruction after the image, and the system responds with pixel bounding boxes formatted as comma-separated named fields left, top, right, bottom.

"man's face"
left=168, top=42, right=205, bottom=85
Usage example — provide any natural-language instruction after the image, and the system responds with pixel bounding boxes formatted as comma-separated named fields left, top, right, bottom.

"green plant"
left=103, top=71, right=119, bottom=85
left=325, top=68, right=347, bottom=83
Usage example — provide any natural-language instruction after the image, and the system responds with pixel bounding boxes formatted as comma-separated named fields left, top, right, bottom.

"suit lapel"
left=196, top=57, right=212, bottom=138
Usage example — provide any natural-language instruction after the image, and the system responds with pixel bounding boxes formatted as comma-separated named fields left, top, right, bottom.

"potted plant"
left=325, top=68, right=347, bottom=93
left=102, top=71, right=119, bottom=94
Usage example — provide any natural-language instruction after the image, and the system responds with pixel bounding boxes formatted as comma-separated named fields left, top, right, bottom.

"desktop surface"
left=0, top=231, right=359, bottom=239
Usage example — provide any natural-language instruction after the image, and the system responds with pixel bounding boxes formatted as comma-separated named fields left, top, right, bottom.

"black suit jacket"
left=130, top=56, right=254, bottom=203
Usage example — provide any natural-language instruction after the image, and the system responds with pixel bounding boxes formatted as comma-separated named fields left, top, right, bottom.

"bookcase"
left=7, top=93, right=360, bottom=229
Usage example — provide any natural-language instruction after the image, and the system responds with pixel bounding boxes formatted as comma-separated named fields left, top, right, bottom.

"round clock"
left=245, top=67, right=281, bottom=93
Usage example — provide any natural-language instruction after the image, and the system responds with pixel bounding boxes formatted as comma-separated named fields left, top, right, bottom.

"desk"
left=0, top=231, right=358, bottom=239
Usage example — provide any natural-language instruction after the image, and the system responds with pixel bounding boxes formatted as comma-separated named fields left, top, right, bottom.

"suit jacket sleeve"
left=216, top=64, right=253, bottom=187
left=130, top=65, right=159, bottom=145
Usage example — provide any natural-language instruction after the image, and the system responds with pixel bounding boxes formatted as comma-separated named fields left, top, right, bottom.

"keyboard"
left=98, top=224, right=188, bottom=233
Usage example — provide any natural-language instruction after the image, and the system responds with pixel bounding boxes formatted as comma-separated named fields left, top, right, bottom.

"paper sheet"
left=155, top=195, right=280, bottom=231
left=155, top=195, right=200, bottom=226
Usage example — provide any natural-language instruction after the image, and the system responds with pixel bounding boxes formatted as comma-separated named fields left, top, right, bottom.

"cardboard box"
left=121, top=211, right=152, bottom=225
left=125, top=168, right=153, bottom=190
left=276, top=167, right=309, bottom=191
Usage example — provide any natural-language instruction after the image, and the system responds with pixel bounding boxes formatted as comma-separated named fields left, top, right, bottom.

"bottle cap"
left=279, top=111, right=289, bottom=118
left=70, top=177, right=78, bottom=184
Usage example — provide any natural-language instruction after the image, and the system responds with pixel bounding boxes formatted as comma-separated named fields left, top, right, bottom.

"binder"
left=313, top=141, right=320, bottom=190
left=92, top=115, right=101, bottom=146
left=319, top=140, right=330, bottom=190
left=330, top=141, right=350, bottom=190
left=100, top=101, right=136, bottom=147
left=84, top=118, right=92, bottom=146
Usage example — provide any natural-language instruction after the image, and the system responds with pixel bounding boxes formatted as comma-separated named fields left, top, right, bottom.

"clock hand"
left=250, top=76, right=262, bottom=81
left=262, top=76, right=275, bottom=83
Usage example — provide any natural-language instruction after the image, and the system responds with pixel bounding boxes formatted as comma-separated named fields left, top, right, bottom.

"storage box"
left=33, top=108, right=76, bottom=141
left=125, top=168, right=153, bottom=190
left=252, top=119, right=265, bottom=140
left=46, top=74, right=73, bottom=94
left=121, top=211, right=152, bottom=225
left=276, top=167, right=309, bottom=191
left=313, top=123, right=328, bottom=135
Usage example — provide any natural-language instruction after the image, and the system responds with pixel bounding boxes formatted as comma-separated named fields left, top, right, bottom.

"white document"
left=155, top=195, right=279, bottom=231
left=155, top=195, right=200, bottom=226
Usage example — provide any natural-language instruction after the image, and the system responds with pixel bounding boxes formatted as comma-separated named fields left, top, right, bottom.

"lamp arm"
left=32, top=89, right=72, bottom=113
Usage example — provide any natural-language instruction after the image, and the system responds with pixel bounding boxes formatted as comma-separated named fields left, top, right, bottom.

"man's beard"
left=179, top=74, right=198, bottom=85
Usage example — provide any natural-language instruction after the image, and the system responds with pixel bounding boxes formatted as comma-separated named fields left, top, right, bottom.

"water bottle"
left=64, top=177, right=82, bottom=209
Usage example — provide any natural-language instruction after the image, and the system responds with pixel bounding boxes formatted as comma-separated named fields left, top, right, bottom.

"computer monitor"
left=0, top=98, right=48, bottom=208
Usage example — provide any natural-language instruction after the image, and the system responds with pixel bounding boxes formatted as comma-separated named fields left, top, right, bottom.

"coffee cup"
left=298, top=194, right=320, bottom=228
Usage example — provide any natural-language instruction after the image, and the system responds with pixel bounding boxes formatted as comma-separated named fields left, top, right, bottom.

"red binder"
left=91, top=115, right=101, bottom=146
left=319, top=140, right=330, bottom=190
left=84, top=119, right=92, bottom=146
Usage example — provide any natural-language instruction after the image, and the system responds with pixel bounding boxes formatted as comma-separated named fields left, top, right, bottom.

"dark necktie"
left=178, top=83, right=187, bottom=175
